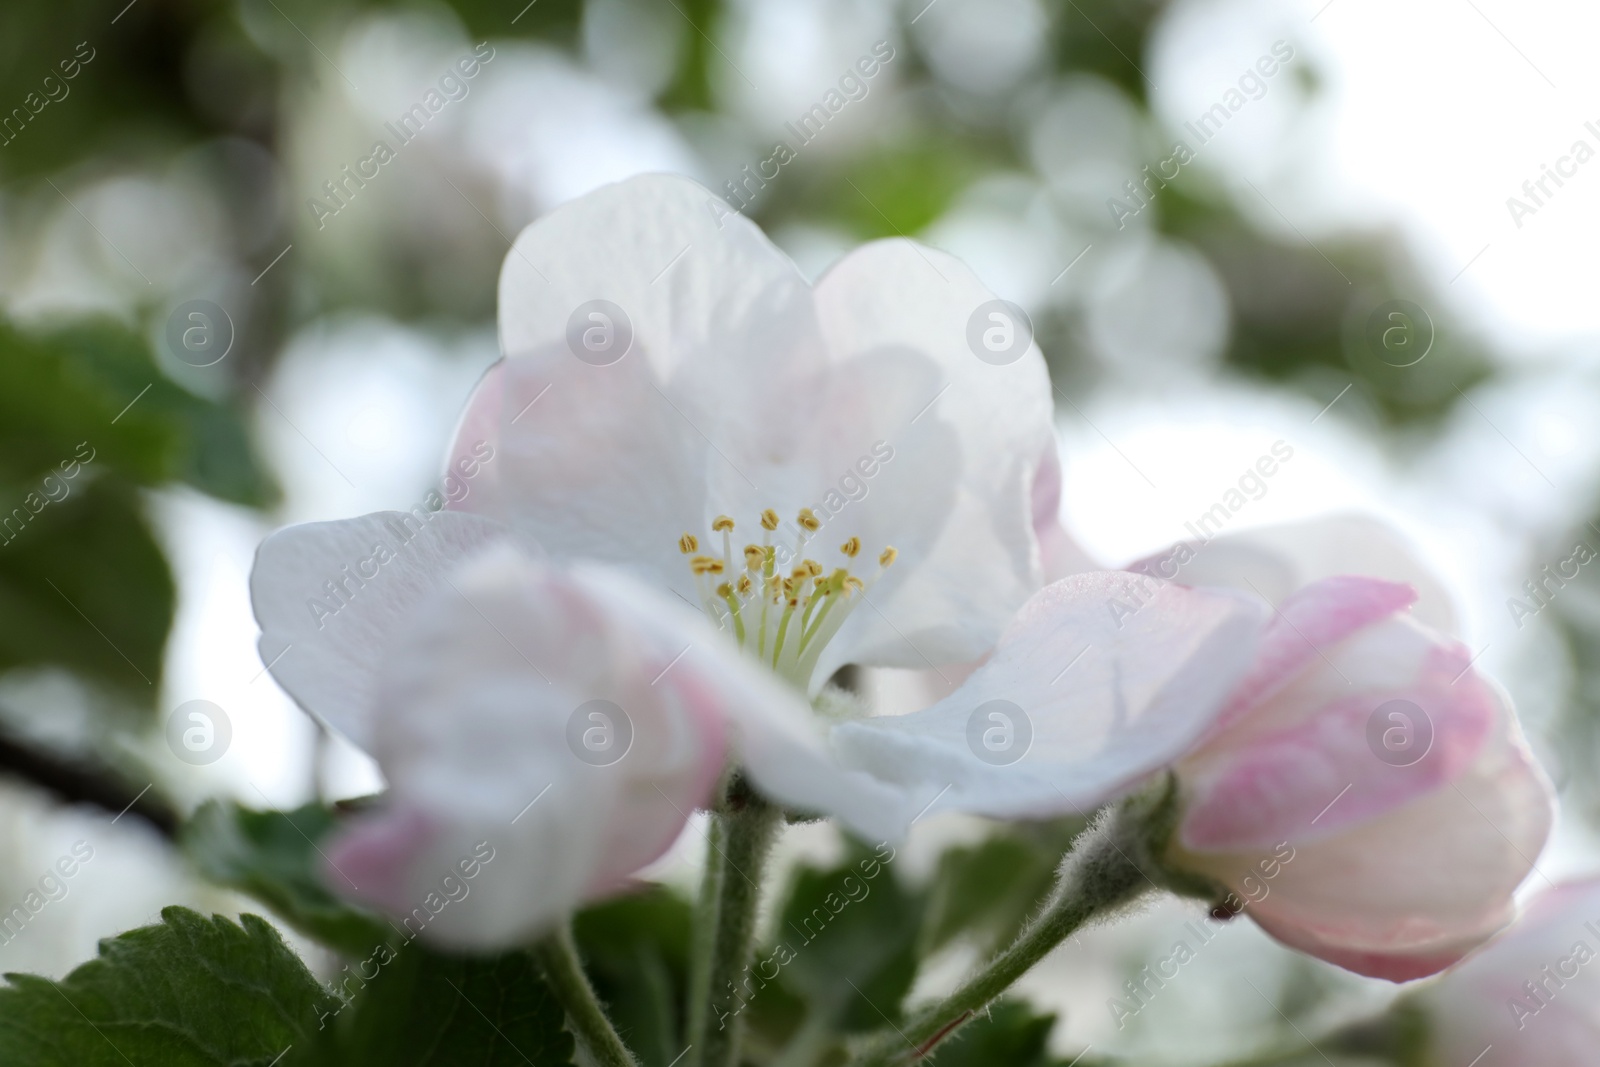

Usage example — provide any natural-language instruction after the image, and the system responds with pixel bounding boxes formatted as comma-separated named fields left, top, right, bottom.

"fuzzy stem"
left=531, top=924, right=639, bottom=1067
left=849, top=810, right=1155, bottom=1067
left=687, top=784, right=783, bottom=1067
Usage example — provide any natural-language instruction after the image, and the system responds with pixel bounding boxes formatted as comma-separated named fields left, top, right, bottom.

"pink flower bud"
left=1166, top=573, right=1554, bottom=980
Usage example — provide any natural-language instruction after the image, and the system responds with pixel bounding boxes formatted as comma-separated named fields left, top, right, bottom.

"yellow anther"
left=803, top=559, right=823, bottom=577
left=712, top=515, right=735, bottom=532
left=690, top=555, right=724, bottom=575
left=679, top=533, right=699, bottom=554
left=841, top=536, right=861, bottom=558
left=716, top=582, right=732, bottom=597
left=744, top=544, right=765, bottom=569
left=737, top=574, right=752, bottom=595
left=879, top=546, right=898, bottom=568
left=797, top=508, right=821, bottom=532
left=844, top=575, right=864, bottom=593
left=761, top=509, right=780, bottom=531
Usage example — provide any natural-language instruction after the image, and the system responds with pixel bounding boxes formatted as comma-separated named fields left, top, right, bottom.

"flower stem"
left=530, top=924, right=639, bottom=1067
left=848, top=810, right=1155, bottom=1067
left=687, top=781, right=783, bottom=1067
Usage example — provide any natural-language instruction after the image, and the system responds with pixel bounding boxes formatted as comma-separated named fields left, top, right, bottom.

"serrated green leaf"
left=0, top=481, right=173, bottom=700
left=573, top=888, right=692, bottom=1067
left=183, top=800, right=392, bottom=958
left=306, top=943, right=576, bottom=1067
left=0, top=906, right=338, bottom=1066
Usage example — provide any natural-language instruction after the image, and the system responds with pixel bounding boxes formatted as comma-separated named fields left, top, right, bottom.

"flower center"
left=678, top=509, right=895, bottom=687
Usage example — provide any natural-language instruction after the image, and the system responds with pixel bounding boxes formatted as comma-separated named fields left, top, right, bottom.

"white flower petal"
left=809, top=239, right=1053, bottom=678
left=250, top=509, right=508, bottom=748
left=571, top=564, right=928, bottom=843
left=830, top=572, right=1264, bottom=822
left=454, top=174, right=1055, bottom=687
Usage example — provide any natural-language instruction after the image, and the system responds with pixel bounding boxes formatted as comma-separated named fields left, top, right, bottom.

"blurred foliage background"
left=0, top=0, right=1594, bottom=1062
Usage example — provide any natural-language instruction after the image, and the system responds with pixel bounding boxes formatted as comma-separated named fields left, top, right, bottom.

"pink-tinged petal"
left=250, top=510, right=509, bottom=750
left=347, top=545, right=738, bottom=948
left=1210, top=575, right=1417, bottom=733
left=450, top=350, right=712, bottom=609
left=1032, top=441, right=1099, bottom=582
left=1416, top=879, right=1600, bottom=1067
left=830, top=572, right=1265, bottom=823
left=1181, top=636, right=1497, bottom=851
left=324, top=807, right=436, bottom=916
left=1247, top=912, right=1492, bottom=982
left=1175, top=690, right=1554, bottom=980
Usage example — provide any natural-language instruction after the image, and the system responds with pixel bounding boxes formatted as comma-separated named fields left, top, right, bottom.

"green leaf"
left=308, top=943, right=576, bottom=1067
left=920, top=819, right=1087, bottom=959
left=0, top=481, right=173, bottom=700
left=0, top=317, right=275, bottom=505
left=0, top=906, right=338, bottom=1066
left=573, top=888, right=693, bottom=1067
left=768, top=842, right=921, bottom=1034
left=183, top=800, right=393, bottom=958
left=929, top=999, right=1062, bottom=1067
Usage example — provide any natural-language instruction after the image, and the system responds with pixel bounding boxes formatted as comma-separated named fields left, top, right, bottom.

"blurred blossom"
left=0, top=783, right=243, bottom=981
left=152, top=490, right=320, bottom=810
left=260, top=316, right=498, bottom=522
left=922, top=175, right=1066, bottom=309
left=340, top=6, right=473, bottom=116
left=457, top=45, right=701, bottom=222
left=582, top=0, right=685, bottom=98
left=721, top=0, right=897, bottom=127
left=1081, top=235, right=1231, bottom=378
left=1410, top=878, right=1600, bottom=1067
left=1027, top=75, right=1148, bottom=179
left=1148, top=0, right=1316, bottom=185
left=1423, top=372, right=1600, bottom=543
left=6, top=170, right=229, bottom=320
left=912, top=0, right=1048, bottom=96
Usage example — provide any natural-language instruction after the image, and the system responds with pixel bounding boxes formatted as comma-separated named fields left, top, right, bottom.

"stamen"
left=676, top=513, right=896, bottom=687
